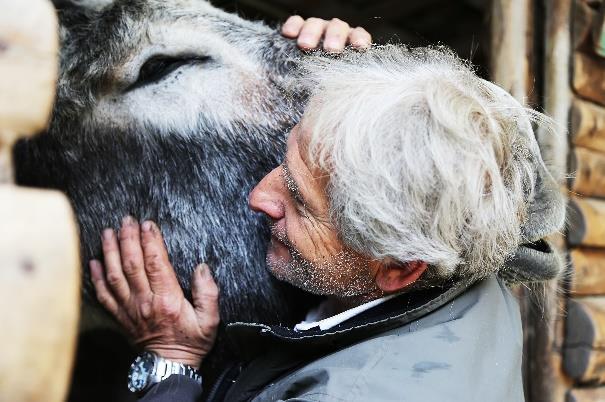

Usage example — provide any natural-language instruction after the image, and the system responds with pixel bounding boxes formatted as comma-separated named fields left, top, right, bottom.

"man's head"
left=249, top=45, right=563, bottom=298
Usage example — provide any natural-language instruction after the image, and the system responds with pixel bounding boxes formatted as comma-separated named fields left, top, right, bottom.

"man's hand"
left=281, top=16, right=372, bottom=52
left=89, top=216, right=219, bottom=368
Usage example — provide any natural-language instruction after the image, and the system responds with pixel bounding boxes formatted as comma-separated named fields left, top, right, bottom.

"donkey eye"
left=127, top=55, right=210, bottom=91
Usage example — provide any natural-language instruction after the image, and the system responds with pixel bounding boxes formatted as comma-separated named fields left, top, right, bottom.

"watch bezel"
left=127, top=351, right=157, bottom=393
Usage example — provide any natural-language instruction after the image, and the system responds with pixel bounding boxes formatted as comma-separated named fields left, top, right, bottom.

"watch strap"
left=152, top=357, right=203, bottom=386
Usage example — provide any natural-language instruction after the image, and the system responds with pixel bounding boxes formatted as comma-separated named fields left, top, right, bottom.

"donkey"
left=15, top=0, right=310, bottom=331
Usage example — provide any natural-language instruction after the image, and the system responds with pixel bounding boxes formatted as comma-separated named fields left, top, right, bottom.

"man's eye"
left=126, top=55, right=211, bottom=91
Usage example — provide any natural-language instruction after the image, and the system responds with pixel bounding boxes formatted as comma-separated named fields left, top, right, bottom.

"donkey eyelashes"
left=126, top=54, right=212, bottom=92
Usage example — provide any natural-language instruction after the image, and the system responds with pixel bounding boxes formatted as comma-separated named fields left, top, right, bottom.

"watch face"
left=128, top=352, right=156, bottom=393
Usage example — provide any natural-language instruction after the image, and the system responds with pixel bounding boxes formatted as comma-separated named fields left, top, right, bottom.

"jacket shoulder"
left=252, top=276, right=524, bottom=402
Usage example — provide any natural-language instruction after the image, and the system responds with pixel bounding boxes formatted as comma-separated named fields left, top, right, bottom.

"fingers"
left=90, top=259, right=119, bottom=315
left=140, top=220, right=183, bottom=296
left=191, top=264, right=220, bottom=329
left=323, top=18, right=350, bottom=53
left=101, top=228, right=132, bottom=302
left=348, top=27, right=372, bottom=49
left=297, top=17, right=328, bottom=50
left=281, top=15, right=304, bottom=38
left=118, top=216, right=151, bottom=296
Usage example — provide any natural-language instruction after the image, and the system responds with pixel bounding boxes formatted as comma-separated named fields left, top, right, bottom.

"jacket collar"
left=225, top=275, right=477, bottom=361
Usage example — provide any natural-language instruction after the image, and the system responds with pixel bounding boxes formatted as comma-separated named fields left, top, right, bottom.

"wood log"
left=490, top=0, right=532, bottom=103
left=563, top=297, right=605, bottom=383
left=0, top=0, right=58, bottom=143
left=0, top=186, right=80, bottom=402
left=570, top=248, right=605, bottom=295
left=567, top=387, right=605, bottom=402
left=571, top=98, right=605, bottom=153
left=570, top=146, right=605, bottom=198
left=573, top=51, right=605, bottom=106
left=574, top=0, right=596, bottom=50
left=594, top=1, right=605, bottom=56
left=568, top=197, right=605, bottom=247
left=527, top=2, right=572, bottom=400
left=539, top=0, right=572, bottom=181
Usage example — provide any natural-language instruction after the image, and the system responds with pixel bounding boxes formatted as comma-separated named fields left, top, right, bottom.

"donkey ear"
left=51, top=0, right=114, bottom=11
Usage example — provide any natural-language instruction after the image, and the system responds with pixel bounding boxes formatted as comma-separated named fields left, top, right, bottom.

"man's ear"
left=375, top=260, right=428, bottom=293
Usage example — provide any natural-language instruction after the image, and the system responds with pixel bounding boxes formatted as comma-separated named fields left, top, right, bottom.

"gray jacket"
left=224, top=275, right=523, bottom=402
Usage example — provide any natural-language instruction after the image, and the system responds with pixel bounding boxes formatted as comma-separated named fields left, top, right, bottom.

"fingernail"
left=102, top=228, right=113, bottom=241
left=199, top=263, right=209, bottom=276
left=122, top=215, right=135, bottom=225
left=89, top=260, right=101, bottom=276
left=141, top=221, right=152, bottom=232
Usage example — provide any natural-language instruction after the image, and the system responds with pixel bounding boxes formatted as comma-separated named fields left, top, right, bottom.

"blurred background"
left=215, top=0, right=492, bottom=77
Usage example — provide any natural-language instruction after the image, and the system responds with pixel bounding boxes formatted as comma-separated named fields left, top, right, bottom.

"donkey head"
left=15, top=0, right=307, bottom=325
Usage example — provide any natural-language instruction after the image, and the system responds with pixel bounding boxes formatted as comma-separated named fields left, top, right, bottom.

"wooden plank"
left=563, top=297, right=605, bottom=383
left=593, top=1, right=605, bottom=56
left=573, top=0, right=596, bottom=50
left=0, top=186, right=80, bottom=402
left=568, top=197, right=605, bottom=247
left=0, top=0, right=59, bottom=143
left=490, top=0, right=532, bottom=103
left=573, top=51, right=605, bottom=106
left=571, top=98, right=605, bottom=153
left=570, top=146, right=605, bottom=198
left=525, top=2, right=571, bottom=400
left=571, top=248, right=605, bottom=295
left=539, top=0, right=572, bottom=181
left=567, top=387, right=605, bottom=402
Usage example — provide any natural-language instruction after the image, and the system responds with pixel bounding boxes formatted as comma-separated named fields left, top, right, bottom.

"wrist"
left=146, top=346, right=203, bottom=367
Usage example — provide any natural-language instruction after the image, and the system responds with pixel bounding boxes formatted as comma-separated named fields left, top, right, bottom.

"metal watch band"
left=151, top=357, right=203, bottom=386
left=153, top=358, right=202, bottom=383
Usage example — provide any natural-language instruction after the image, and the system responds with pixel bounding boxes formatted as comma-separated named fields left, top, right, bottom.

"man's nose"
left=248, top=167, right=285, bottom=220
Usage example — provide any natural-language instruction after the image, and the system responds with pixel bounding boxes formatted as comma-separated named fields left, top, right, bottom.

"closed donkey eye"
left=126, top=54, right=212, bottom=92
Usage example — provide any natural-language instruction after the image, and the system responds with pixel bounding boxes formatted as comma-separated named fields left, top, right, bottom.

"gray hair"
left=295, top=45, right=558, bottom=282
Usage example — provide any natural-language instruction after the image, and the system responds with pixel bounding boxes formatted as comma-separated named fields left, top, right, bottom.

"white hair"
left=295, top=45, right=555, bottom=282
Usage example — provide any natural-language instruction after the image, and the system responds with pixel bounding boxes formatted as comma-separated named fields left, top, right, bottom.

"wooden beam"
left=0, top=0, right=59, bottom=143
left=564, top=297, right=605, bottom=383
left=0, top=0, right=59, bottom=184
left=0, top=2, right=80, bottom=402
left=525, top=2, right=571, bottom=401
left=0, top=186, right=80, bottom=402
left=490, top=0, right=532, bottom=103
left=539, top=0, right=572, bottom=181
left=571, top=98, right=605, bottom=153
left=568, top=197, right=605, bottom=247
left=570, top=146, right=605, bottom=198
left=593, top=1, right=605, bottom=56
left=570, top=248, right=605, bottom=296
left=573, top=51, right=605, bottom=106
left=573, top=0, right=596, bottom=50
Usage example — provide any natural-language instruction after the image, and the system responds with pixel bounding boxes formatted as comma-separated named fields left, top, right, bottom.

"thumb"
left=191, top=264, right=220, bottom=327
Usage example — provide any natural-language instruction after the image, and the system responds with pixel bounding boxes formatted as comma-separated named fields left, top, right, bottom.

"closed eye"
left=126, top=54, right=211, bottom=92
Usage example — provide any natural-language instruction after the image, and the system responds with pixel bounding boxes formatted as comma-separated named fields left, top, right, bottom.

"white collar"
left=294, top=293, right=399, bottom=332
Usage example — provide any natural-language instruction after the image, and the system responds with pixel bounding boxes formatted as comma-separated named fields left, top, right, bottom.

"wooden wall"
left=563, top=1, right=605, bottom=400
left=0, top=1, right=81, bottom=401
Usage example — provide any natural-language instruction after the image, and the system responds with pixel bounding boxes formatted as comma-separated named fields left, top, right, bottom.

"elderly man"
left=90, top=45, right=565, bottom=401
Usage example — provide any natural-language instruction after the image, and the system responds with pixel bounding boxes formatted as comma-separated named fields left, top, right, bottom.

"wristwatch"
left=127, top=351, right=202, bottom=393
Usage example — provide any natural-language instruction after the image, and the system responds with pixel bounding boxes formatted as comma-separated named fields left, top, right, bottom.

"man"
left=90, top=45, right=565, bottom=401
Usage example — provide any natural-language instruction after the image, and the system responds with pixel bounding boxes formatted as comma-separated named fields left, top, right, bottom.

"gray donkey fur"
left=15, top=0, right=309, bottom=327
